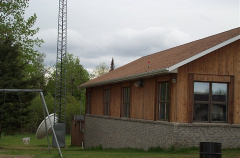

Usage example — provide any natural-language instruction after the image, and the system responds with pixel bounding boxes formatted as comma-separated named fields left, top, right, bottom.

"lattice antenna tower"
left=54, top=0, right=67, bottom=124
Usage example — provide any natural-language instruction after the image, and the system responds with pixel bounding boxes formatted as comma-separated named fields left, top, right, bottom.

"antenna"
left=53, top=0, right=67, bottom=148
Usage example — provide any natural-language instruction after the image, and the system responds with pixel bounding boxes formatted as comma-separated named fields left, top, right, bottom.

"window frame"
left=157, top=81, right=170, bottom=121
left=193, top=81, right=228, bottom=123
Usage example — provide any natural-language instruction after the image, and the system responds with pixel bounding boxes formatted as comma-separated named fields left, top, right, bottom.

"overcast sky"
left=25, top=0, right=240, bottom=73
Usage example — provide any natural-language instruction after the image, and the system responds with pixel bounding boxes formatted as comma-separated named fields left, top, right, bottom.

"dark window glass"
left=104, top=89, right=110, bottom=116
left=122, top=87, right=130, bottom=117
left=193, top=82, right=228, bottom=123
left=211, top=104, right=227, bottom=121
left=158, top=82, right=169, bottom=121
left=160, top=83, right=166, bottom=101
left=193, top=103, right=209, bottom=121
left=86, top=92, right=91, bottom=114
left=166, top=103, right=169, bottom=120
left=160, top=102, right=165, bottom=120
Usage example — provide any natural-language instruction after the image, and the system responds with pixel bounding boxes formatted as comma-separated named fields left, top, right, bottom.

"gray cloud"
left=61, top=27, right=190, bottom=72
left=26, top=0, right=239, bottom=73
left=105, top=27, right=190, bottom=56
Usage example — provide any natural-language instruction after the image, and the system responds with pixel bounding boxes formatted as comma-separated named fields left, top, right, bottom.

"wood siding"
left=176, top=40, right=240, bottom=123
left=110, top=84, right=121, bottom=117
left=131, top=80, right=144, bottom=119
left=86, top=78, right=158, bottom=120
left=85, top=40, right=239, bottom=123
left=233, top=40, right=240, bottom=123
left=143, top=78, right=156, bottom=120
left=130, top=78, right=156, bottom=120
left=90, top=86, right=104, bottom=115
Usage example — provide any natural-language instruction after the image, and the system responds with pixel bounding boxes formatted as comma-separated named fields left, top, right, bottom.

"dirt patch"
left=0, top=155, right=33, bottom=158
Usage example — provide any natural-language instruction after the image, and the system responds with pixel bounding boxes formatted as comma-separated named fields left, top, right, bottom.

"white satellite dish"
left=36, top=113, right=57, bottom=139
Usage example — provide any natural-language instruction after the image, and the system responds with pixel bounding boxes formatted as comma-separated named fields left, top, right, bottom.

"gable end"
left=167, top=35, right=240, bottom=72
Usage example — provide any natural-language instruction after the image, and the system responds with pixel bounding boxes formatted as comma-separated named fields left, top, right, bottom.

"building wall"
left=84, top=40, right=240, bottom=150
left=84, top=115, right=240, bottom=150
left=84, top=115, right=174, bottom=150
left=87, top=74, right=177, bottom=121
left=176, top=40, right=240, bottom=123
left=130, top=77, right=156, bottom=120
left=109, top=83, right=121, bottom=117
left=90, top=86, right=104, bottom=115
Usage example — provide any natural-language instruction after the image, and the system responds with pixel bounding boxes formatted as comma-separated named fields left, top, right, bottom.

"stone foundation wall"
left=84, top=115, right=240, bottom=150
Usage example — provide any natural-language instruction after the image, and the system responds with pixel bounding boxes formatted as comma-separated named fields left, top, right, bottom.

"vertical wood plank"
left=110, top=83, right=121, bottom=117
left=176, top=66, right=189, bottom=122
left=91, top=86, right=103, bottom=115
left=188, top=73, right=194, bottom=123
left=131, top=80, right=144, bottom=119
left=143, top=78, right=156, bottom=120
left=233, top=40, right=240, bottom=123
left=154, top=77, right=157, bottom=121
left=228, top=76, right=234, bottom=124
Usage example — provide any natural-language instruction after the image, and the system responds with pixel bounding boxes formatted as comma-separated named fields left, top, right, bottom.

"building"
left=79, top=27, right=240, bottom=150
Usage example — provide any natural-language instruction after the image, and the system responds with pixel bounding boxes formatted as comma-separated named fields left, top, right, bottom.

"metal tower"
left=53, top=0, right=67, bottom=148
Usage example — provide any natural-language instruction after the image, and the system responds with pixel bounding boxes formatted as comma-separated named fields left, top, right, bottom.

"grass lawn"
left=0, top=133, right=240, bottom=158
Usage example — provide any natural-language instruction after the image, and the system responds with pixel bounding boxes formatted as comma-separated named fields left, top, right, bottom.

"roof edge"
left=166, top=35, right=240, bottom=72
left=79, top=68, right=170, bottom=88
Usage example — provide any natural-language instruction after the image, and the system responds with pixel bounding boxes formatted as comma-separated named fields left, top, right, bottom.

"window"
left=104, top=89, right=110, bottom=116
left=122, top=87, right=130, bottom=117
left=86, top=91, right=91, bottom=114
left=193, top=82, right=228, bottom=122
left=158, top=82, right=169, bottom=121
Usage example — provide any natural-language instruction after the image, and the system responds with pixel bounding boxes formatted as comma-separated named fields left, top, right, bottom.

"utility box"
left=71, top=115, right=84, bottom=147
left=52, top=123, right=66, bottom=148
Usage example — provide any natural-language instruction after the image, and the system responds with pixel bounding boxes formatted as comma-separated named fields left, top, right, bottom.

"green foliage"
left=65, top=93, right=84, bottom=134
left=0, top=0, right=47, bottom=136
left=0, top=0, right=43, bottom=55
left=28, top=53, right=89, bottom=134
left=0, top=1, right=89, bottom=136
left=0, top=40, right=25, bottom=89
left=0, top=0, right=45, bottom=90
left=27, top=93, right=55, bottom=133
left=0, top=39, right=36, bottom=135
left=27, top=92, right=85, bottom=134
left=1, top=94, right=32, bottom=135
left=90, top=144, right=103, bottom=150
left=44, top=53, right=89, bottom=131
left=44, top=53, right=89, bottom=99
left=65, top=54, right=89, bottom=100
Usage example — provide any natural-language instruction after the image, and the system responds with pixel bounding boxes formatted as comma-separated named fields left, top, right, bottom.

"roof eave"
left=79, top=68, right=173, bottom=88
left=166, top=35, right=240, bottom=72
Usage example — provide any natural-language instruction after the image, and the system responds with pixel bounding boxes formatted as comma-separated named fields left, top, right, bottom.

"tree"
left=0, top=0, right=43, bottom=55
left=28, top=92, right=55, bottom=133
left=65, top=54, right=89, bottom=99
left=0, top=0, right=45, bottom=135
left=43, top=53, right=89, bottom=134
left=109, top=58, right=115, bottom=72
left=0, top=39, right=35, bottom=135
left=90, top=62, right=110, bottom=79
left=0, top=0, right=45, bottom=89
left=45, top=53, right=89, bottom=99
